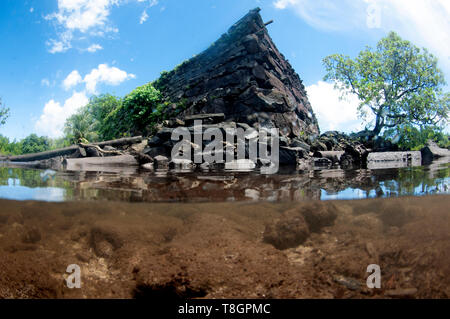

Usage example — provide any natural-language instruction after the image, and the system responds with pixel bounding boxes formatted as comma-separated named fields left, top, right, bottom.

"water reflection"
left=0, top=162, right=448, bottom=203
left=0, top=167, right=70, bottom=201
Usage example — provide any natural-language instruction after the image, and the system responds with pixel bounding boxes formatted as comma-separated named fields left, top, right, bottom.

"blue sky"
left=0, top=0, right=449, bottom=140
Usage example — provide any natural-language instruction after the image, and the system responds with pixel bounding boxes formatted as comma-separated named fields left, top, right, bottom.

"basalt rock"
left=421, top=140, right=450, bottom=165
left=310, top=131, right=370, bottom=169
left=153, top=8, right=320, bottom=140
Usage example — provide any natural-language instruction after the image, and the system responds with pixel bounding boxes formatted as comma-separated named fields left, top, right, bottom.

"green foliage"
left=0, top=98, right=10, bottom=126
left=64, top=111, right=99, bottom=144
left=62, top=84, right=166, bottom=143
left=120, top=83, right=164, bottom=134
left=0, top=134, right=74, bottom=156
left=324, top=31, right=449, bottom=138
left=87, top=94, right=123, bottom=141
left=101, top=103, right=130, bottom=140
left=383, top=125, right=450, bottom=151
left=49, top=137, right=72, bottom=150
left=153, top=71, right=170, bottom=91
left=64, top=94, right=123, bottom=143
left=1, top=81, right=169, bottom=154
left=20, top=134, right=51, bottom=154
left=0, top=167, right=73, bottom=194
left=382, top=164, right=450, bottom=196
left=0, top=135, right=22, bottom=155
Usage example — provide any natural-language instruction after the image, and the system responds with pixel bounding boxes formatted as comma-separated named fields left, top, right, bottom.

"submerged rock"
left=263, top=210, right=310, bottom=250
left=421, top=140, right=450, bottom=164
left=89, top=226, right=123, bottom=258
left=21, top=226, right=42, bottom=244
left=298, top=202, right=338, bottom=233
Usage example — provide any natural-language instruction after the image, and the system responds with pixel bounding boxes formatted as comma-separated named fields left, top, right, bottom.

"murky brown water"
left=0, top=196, right=449, bottom=299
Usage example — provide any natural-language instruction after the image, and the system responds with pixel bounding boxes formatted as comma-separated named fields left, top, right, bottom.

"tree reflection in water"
left=0, top=162, right=448, bottom=203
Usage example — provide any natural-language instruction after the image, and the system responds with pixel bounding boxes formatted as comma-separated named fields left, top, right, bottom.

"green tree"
left=64, top=111, right=98, bottom=144
left=49, top=136, right=72, bottom=150
left=121, top=83, right=163, bottom=134
left=89, top=94, right=123, bottom=141
left=0, top=98, right=10, bottom=126
left=21, top=134, right=50, bottom=154
left=62, top=84, right=165, bottom=142
left=63, top=94, right=124, bottom=142
left=383, top=124, right=449, bottom=151
left=0, top=135, right=22, bottom=155
left=323, top=32, right=449, bottom=139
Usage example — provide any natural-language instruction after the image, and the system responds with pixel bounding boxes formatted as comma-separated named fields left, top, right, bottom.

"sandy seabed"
left=0, top=195, right=449, bottom=299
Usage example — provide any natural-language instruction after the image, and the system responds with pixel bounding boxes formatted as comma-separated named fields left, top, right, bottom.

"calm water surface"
left=0, top=160, right=448, bottom=202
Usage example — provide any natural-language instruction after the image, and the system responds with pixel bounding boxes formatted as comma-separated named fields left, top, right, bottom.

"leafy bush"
left=64, top=111, right=98, bottom=144
left=64, top=94, right=123, bottom=143
left=20, top=134, right=51, bottom=154
left=120, top=83, right=164, bottom=134
left=383, top=125, right=450, bottom=151
left=0, top=98, right=10, bottom=127
left=88, top=94, right=123, bottom=141
left=0, top=135, right=21, bottom=155
left=60, top=82, right=168, bottom=143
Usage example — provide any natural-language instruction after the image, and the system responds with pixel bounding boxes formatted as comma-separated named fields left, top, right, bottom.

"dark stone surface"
left=421, top=140, right=450, bottom=164
left=154, top=8, right=320, bottom=140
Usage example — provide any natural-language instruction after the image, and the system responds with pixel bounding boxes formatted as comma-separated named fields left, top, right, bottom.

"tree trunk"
left=370, top=114, right=384, bottom=139
left=1, top=136, right=143, bottom=162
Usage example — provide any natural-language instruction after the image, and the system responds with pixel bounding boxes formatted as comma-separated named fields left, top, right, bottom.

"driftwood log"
left=78, top=143, right=124, bottom=156
left=0, top=136, right=143, bottom=163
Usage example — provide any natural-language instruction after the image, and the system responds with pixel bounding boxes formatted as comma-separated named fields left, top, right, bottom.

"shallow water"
left=0, top=160, right=449, bottom=299
left=0, top=161, right=449, bottom=202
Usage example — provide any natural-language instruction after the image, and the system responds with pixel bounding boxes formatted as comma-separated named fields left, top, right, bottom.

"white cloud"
left=274, top=0, right=450, bottom=76
left=45, top=0, right=119, bottom=53
left=47, top=30, right=73, bottom=53
left=140, top=10, right=149, bottom=24
left=139, top=0, right=158, bottom=24
left=35, top=91, right=89, bottom=138
left=41, top=78, right=51, bottom=87
left=36, top=63, right=135, bottom=137
left=306, top=81, right=369, bottom=133
left=47, top=0, right=119, bottom=33
left=83, top=64, right=136, bottom=94
left=62, top=64, right=135, bottom=94
left=274, top=0, right=367, bottom=31
left=46, top=0, right=160, bottom=53
left=63, top=70, right=82, bottom=90
left=85, top=43, right=103, bottom=53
